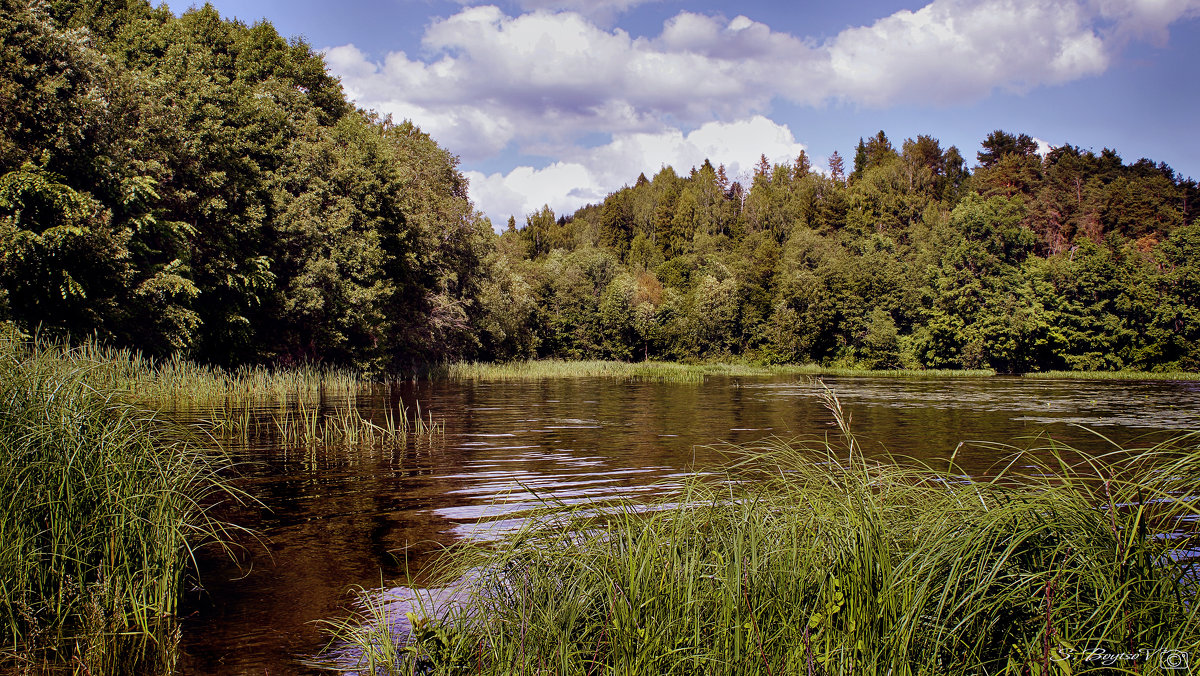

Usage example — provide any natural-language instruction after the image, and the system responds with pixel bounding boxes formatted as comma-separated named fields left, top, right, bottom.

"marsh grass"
left=1025, top=370, right=1200, bottom=382
left=327, top=396, right=1200, bottom=675
left=0, top=339, right=244, bottom=673
left=205, top=399, right=445, bottom=448
left=29, top=337, right=370, bottom=407
left=444, top=359, right=995, bottom=383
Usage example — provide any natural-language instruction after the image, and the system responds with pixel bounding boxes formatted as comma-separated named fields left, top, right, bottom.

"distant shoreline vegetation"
left=444, top=359, right=1200, bottom=382
left=442, top=359, right=997, bottom=382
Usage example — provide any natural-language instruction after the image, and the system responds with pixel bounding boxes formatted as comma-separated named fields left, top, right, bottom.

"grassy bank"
left=0, top=339, right=243, bottom=673
left=328, top=400, right=1200, bottom=675
left=444, top=359, right=996, bottom=382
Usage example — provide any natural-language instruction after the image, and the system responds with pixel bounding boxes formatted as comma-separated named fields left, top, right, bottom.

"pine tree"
left=828, top=151, right=846, bottom=183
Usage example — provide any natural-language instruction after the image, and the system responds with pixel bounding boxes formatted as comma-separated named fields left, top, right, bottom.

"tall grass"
left=0, top=339, right=243, bottom=673
left=326, top=397, right=1200, bottom=675
left=206, top=399, right=445, bottom=448
left=443, top=359, right=995, bottom=383
left=1025, top=370, right=1200, bottom=381
left=27, top=337, right=370, bottom=406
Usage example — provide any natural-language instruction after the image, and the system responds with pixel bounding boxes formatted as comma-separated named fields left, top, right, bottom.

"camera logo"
left=1159, top=649, right=1190, bottom=671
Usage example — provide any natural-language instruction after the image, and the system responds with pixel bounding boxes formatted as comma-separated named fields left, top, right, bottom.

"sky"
left=193, top=0, right=1200, bottom=230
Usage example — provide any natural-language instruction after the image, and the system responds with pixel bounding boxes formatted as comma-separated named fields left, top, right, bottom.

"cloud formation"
left=326, top=0, right=1199, bottom=158
left=320, top=0, right=1200, bottom=226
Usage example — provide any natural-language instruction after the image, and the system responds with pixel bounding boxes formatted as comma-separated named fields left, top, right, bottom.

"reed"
left=1025, top=370, right=1200, bottom=381
left=0, top=339, right=243, bottom=672
left=326, top=398, right=1200, bottom=675
left=443, top=359, right=996, bottom=382
left=27, top=336, right=372, bottom=406
left=205, top=400, right=445, bottom=449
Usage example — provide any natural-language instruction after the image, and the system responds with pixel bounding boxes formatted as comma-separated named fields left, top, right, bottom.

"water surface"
left=177, top=375, right=1200, bottom=674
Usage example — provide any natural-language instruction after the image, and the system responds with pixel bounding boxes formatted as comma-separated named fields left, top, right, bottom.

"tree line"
left=490, top=132, right=1199, bottom=372
left=2, top=0, right=1197, bottom=373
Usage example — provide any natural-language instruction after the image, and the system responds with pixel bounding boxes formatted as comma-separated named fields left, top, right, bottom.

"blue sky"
left=195, top=0, right=1200, bottom=229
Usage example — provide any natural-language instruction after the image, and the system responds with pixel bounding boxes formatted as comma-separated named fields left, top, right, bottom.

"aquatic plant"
left=0, top=339, right=244, bottom=673
left=205, top=399, right=445, bottom=449
left=1025, top=370, right=1200, bottom=381
left=325, top=394, right=1200, bottom=675
left=443, top=359, right=995, bottom=383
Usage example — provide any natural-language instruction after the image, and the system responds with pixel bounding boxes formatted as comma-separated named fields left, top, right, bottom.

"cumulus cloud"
left=324, top=0, right=1200, bottom=227
left=826, top=1, right=1110, bottom=106
left=324, top=7, right=819, bottom=160
left=326, top=0, right=1198, bottom=161
left=466, top=116, right=807, bottom=227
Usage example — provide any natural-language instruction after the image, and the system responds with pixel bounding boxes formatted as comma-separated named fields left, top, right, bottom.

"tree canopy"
left=0, top=0, right=492, bottom=370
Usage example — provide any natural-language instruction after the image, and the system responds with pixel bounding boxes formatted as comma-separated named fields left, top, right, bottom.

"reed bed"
left=0, top=339, right=243, bottom=673
left=205, top=400, right=445, bottom=448
left=443, top=359, right=995, bottom=383
left=28, top=337, right=371, bottom=406
left=326, top=397, right=1200, bottom=675
left=1025, top=370, right=1200, bottom=381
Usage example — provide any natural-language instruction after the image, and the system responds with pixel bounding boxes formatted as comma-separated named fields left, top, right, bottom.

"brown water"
left=176, top=375, right=1200, bottom=674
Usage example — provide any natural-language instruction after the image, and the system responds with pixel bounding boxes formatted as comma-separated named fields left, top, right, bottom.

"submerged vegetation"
left=0, top=339, right=243, bottom=672
left=326, top=398, right=1200, bottom=675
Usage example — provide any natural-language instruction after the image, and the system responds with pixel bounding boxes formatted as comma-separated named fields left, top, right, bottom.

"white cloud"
left=325, top=0, right=1198, bottom=162
left=1094, top=0, right=1200, bottom=44
left=324, top=8, right=818, bottom=159
left=467, top=116, right=807, bottom=228
left=827, top=1, right=1110, bottom=105
left=324, top=0, right=1200, bottom=228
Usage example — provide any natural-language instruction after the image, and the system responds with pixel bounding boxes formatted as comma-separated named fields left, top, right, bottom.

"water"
left=176, top=375, right=1200, bottom=674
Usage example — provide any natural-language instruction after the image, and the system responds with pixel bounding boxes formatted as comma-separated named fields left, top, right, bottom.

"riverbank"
left=325, top=398, right=1200, bottom=675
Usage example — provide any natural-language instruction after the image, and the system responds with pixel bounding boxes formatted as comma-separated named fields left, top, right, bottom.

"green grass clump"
left=1025, top=370, right=1200, bottom=381
left=328, top=399, right=1200, bottom=675
left=444, top=359, right=995, bottom=383
left=26, top=337, right=370, bottom=407
left=207, top=399, right=445, bottom=448
left=0, top=339, right=242, bottom=673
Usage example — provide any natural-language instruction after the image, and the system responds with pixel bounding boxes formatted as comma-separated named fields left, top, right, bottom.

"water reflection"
left=178, top=375, right=1200, bottom=674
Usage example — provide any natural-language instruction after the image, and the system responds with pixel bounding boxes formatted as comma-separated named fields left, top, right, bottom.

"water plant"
left=204, top=399, right=445, bottom=449
left=443, top=359, right=996, bottom=383
left=1025, top=370, right=1200, bottom=381
left=324, top=397, right=1200, bottom=675
left=0, top=338, right=244, bottom=673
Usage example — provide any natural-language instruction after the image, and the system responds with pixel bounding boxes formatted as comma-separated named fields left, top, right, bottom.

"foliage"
left=0, top=0, right=491, bottom=370
left=487, top=128, right=1198, bottom=373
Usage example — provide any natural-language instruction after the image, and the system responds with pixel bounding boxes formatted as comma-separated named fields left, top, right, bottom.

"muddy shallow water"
left=176, top=375, right=1200, bottom=674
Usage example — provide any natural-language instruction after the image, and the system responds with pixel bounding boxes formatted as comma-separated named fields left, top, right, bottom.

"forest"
left=3, top=0, right=1198, bottom=374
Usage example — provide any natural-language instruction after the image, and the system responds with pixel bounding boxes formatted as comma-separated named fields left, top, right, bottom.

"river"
left=176, top=375, right=1200, bottom=674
